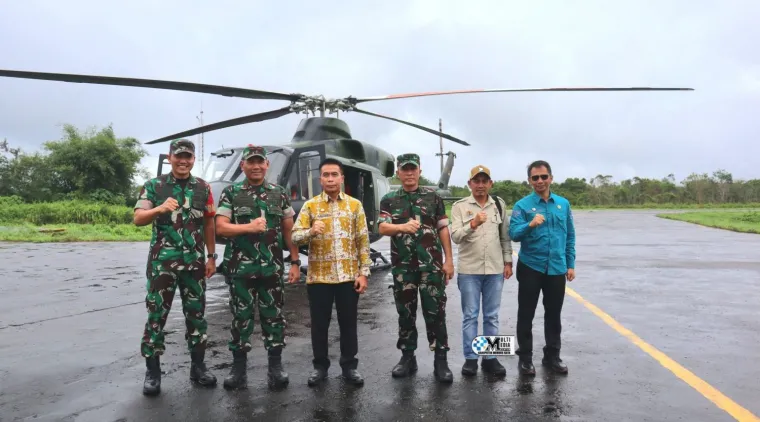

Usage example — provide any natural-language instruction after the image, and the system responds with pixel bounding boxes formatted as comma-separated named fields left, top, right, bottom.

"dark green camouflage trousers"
left=141, top=265, right=208, bottom=358
left=227, top=274, right=286, bottom=352
left=391, top=270, right=450, bottom=352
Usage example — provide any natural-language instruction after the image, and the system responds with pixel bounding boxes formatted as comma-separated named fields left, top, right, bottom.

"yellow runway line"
left=566, top=286, right=759, bottom=422
left=510, top=252, right=758, bottom=421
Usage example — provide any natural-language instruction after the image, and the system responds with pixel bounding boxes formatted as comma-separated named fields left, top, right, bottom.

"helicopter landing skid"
left=369, top=248, right=392, bottom=272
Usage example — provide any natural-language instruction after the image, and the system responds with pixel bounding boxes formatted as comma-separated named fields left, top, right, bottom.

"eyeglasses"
left=531, top=174, right=550, bottom=181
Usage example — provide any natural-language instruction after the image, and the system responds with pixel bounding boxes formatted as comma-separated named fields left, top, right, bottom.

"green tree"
left=43, top=124, right=147, bottom=198
left=0, top=125, right=148, bottom=204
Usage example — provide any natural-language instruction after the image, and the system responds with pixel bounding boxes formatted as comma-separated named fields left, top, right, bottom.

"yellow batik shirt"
left=292, top=191, right=372, bottom=284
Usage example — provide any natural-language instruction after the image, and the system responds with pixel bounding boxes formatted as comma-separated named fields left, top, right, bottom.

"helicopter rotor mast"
left=0, top=68, right=694, bottom=147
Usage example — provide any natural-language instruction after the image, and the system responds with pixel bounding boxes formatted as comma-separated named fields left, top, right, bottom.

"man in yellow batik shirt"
left=291, top=157, right=372, bottom=388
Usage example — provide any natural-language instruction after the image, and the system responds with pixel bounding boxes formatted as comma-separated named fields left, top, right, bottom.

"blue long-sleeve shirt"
left=508, top=192, right=575, bottom=276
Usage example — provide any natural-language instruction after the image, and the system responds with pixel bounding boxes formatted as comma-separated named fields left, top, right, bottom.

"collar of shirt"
left=466, top=194, right=495, bottom=207
left=165, top=172, right=197, bottom=186
left=530, top=191, right=558, bottom=204
left=397, top=186, right=422, bottom=197
left=242, top=180, right=268, bottom=191
left=319, top=191, right=346, bottom=202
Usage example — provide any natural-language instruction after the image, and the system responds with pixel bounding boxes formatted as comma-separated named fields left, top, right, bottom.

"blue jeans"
left=457, top=273, right=504, bottom=360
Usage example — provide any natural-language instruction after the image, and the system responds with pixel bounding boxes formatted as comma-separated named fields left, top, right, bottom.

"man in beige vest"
left=450, top=165, right=513, bottom=377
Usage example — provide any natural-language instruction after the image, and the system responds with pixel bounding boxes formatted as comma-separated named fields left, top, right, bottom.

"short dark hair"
left=319, top=158, right=344, bottom=174
left=527, top=160, right=552, bottom=177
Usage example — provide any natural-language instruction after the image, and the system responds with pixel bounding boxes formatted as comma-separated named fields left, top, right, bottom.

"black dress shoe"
left=542, top=356, right=568, bottom=374
left=307, top=368, right=327, bottom=387
left=342, top=368, right=364, bottom=386
left=461, top=359, right=478, bottom=376
left=518, top=359, right=535, bottom=376
left=481, top=358, right=506, bottom=376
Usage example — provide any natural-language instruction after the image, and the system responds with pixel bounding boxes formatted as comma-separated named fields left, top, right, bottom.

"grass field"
left=656, top=210, right=760, bottom=234
left=0, top=223, right=151, bottom=243
left=1, top=200, right=759, bottom=242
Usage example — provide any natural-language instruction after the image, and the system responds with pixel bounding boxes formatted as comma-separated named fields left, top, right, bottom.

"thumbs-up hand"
left=311, top=220, right=326, bottom=236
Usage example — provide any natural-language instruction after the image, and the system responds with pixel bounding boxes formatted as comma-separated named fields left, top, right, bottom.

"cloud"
left=1, top=0, right=758, bottom=189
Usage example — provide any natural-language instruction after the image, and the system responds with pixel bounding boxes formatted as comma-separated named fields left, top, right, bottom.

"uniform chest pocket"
left=415, top=198, right=437, bottom=227
left=190, top=190, right=207, bottom=211
left=554, top=212, right=568, bottom=232
left=156, top=210, right=173, bottom=225
left=265, top=196, right=283, bottom=217
left=390, top=199, right=410, bottom=223
left=490, top=210, right=503, bottom=225
left=235, top=207, right=257, bottom=224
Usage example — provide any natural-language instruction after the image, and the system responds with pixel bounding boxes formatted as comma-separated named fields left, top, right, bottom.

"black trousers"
left=307, top=281, right=359, bottom=370
left=515, top=260, right=566, bottom=360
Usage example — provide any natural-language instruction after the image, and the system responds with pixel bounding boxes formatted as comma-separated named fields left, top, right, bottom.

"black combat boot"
left=391, top=350, right=418, bottom=378
left=267, top=347, right=289, bottom=389
left=433, top=350, right=453, bottom=383
left=223, top=350, right=248, bottom=390
left=307, top=367, right=328, bottom=387
left=189, top=348, right=217, bottom=387
left=143, top=355, right=161, bottom=396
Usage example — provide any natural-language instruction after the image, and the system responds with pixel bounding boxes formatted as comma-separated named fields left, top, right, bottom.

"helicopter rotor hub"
left=287, top=95, right=356, bottom=116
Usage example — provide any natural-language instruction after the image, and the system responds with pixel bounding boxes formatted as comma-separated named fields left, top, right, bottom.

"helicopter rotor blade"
left=146, top=106, right=294, bottom=144
left=351, top=86, right=695, bottom=103
left=352, top=107, right=470, bottom=146
left=0, top=69, right=301, bottom=101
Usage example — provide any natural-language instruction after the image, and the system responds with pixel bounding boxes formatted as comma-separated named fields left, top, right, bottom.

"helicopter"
left=0, top=68, right=694, bottom=275
left=152, top=120, right=461, bottom=273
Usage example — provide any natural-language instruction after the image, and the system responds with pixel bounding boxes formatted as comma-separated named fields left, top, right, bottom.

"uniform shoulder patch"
left=511, top=208, right=521, bottom=218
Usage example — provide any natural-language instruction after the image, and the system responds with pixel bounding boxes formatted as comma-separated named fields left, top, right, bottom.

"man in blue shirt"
left=508, top=160, right=575, bottom=376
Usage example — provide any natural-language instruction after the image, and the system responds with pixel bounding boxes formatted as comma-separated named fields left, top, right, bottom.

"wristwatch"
left=290, top=259, right=301, bottom=266
left=207, top=253, right=218, bottom=259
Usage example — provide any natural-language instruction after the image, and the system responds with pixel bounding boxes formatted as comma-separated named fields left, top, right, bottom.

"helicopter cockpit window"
left=285, top=151, right=322, bottom=200
left=202, top=150, right=240, bottom=181
left=265, top=151, right=286, bottom=185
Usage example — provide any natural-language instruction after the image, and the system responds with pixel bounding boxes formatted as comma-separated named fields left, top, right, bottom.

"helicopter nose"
left=208, top=180, right=230, bottom=206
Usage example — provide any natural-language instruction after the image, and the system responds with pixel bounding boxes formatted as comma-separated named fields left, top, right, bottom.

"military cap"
left=469, top=164, right=491, bottom=180
left=169, top=138, right=195, bottom=155
left=397, top=153, right=420, bottom=168
left=242, top=144, right=267, bottom=160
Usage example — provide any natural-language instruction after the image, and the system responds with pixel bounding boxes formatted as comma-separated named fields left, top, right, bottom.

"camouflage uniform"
left=378, top=153, right=451, bottom=355
left=216, top=145, right=295, bottom=389
left=217, top=146, right=295, bottom=352
left=134, top=138, right=217, bottom=394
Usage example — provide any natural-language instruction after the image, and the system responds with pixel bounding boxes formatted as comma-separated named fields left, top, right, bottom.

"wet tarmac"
left=1, top=210, right=759, bottom=421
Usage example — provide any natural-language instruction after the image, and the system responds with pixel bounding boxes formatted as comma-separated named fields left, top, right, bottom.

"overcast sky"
left=1, top=0, right=757, bottom=187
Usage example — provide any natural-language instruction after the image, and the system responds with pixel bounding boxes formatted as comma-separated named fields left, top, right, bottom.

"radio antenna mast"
left=196, top=100, right=204, bottom=171
left=435, top=118, right=444, bottom=174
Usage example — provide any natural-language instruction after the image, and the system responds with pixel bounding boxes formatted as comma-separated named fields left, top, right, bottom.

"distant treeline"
left=393, top=171, right=760, bottom=208
left=3, top=124, right=759, bottom=213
